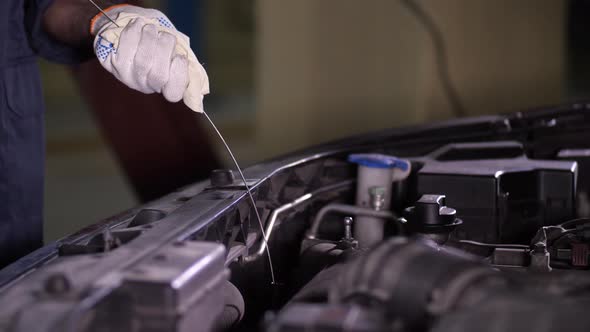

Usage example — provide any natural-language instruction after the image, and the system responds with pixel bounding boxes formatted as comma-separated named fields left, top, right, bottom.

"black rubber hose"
left=329, top=237, right=505, bottom=330
left=401, top=0, right=467, bottom=118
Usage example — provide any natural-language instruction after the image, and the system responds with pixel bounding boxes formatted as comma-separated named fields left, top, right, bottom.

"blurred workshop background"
left=43, top=0, right=586, bottom=241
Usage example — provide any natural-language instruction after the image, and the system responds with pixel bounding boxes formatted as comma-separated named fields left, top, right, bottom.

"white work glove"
left=90, top=5, right=209, bottom=113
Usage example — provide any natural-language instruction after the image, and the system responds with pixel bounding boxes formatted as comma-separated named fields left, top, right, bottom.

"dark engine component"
left=272, top=237, right=590, bottom=332
left=266, top=304, right=387, bottom=332
left=530, top=218, right=590, bottom=269
left=414, top=141, right=577, bottom=244
left=329, top=237, right=505, bottom=331
left=403, top=194, right=462, bottom=243
left=431, top=295, right=590, bottom=332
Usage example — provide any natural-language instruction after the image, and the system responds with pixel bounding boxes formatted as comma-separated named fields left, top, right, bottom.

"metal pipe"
left=457, top=240, right=530, bottom=250
left=202, top=111, right=276, bottom=284
left=306, top=204, right=399, bottom=240
left=255, top=193, right=312, bottom=256
left=246, top=181, right=354, bottom=259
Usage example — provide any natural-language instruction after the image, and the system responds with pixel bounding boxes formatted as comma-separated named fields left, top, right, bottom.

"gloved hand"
left=90, top=5, right=209, bottom=113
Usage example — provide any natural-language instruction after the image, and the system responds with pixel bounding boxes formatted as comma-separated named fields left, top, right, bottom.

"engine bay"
left=260, top=143, right=587, bottom=332
left=2, top=105, right=590, bottom=331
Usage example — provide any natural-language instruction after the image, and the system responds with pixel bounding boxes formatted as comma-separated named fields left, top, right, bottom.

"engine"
left=249, top=142, right=590, bottom=332
left=2, top=105, right=590, bottom=331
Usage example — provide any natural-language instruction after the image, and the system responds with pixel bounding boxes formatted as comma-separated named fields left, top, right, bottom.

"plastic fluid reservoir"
left=348, top=154, right=410, bottom=247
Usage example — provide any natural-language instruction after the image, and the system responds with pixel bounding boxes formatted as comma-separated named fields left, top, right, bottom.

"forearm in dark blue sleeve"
left=26, top=0, right=123, bottom=63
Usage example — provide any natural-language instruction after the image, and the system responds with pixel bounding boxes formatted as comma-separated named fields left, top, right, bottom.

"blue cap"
left=348, top=153, right=410, bottom=171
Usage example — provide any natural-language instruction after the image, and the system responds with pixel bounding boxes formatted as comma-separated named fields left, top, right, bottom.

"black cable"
left=401, top=0, right=467, bottom=117
left=560, top=218, right=590, bottom=230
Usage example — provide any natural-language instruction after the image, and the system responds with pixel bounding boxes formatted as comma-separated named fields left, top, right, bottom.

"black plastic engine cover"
left=414, top=141, right=577, bottom=243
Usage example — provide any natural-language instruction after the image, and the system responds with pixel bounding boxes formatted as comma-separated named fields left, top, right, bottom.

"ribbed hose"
left=329, top=237, right=505, bottom=330
left=213, top=281, right=245, bottom=331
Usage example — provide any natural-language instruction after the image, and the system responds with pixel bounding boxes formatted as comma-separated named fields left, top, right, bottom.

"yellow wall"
left=256, top=0, right=565, bottom=158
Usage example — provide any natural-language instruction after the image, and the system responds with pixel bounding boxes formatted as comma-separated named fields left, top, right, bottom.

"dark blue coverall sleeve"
left=25, top=0, right=94, bottom=64
left=0, top=0, right=92, bottom=269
